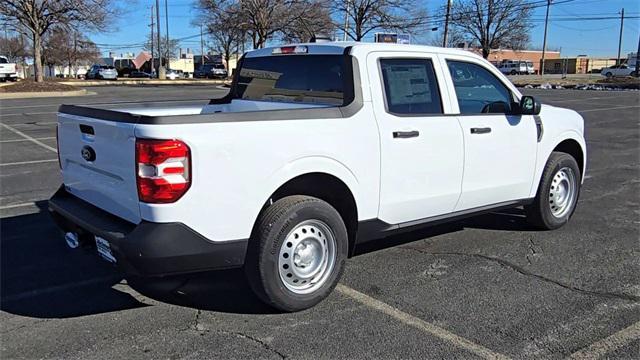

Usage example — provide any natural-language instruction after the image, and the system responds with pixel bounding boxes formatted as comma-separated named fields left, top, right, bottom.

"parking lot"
left=1, top=86, right=638, bottom=359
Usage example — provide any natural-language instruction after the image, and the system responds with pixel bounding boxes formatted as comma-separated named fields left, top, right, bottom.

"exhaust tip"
left=64, top=232, right=80, bottom=249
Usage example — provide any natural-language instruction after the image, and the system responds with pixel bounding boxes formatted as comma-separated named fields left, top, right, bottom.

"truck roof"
left=244, top=42, right=484, bottom=61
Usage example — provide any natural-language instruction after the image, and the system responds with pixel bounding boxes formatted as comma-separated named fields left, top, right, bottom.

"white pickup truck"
left=49, top=42, right=586, bottom=311
left=0, top=56, right=18, bottom=81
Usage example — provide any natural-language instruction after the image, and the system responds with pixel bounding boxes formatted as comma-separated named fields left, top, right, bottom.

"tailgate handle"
left=79, top=124, right=95, bottom=135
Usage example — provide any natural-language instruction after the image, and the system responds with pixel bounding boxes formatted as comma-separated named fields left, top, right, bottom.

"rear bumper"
left=48, top=186, right=248, bottom=276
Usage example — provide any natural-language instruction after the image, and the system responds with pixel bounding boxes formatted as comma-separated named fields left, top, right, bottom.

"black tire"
left=245, top=195, right=348, bottom=312
left=525, top=152, right=581, bottom=230
left=510, top=70, right=517, bottom=75
left=605, top=72, right=613, bottom=78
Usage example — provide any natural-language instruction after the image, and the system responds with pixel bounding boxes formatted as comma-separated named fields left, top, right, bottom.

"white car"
left=601, top=64, right=636, bottom=78
left=50, top=42, right=586, bottom=311
left=165, top=69, right=181, bottom=80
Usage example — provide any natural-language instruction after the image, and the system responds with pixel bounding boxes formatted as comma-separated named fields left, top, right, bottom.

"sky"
left=90, top=0, right=640, bottom=59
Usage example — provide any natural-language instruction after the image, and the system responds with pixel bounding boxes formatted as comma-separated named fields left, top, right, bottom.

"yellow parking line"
left=336, top=284, right=510, bottom=360
left=569, top=321, right=640, bottom=359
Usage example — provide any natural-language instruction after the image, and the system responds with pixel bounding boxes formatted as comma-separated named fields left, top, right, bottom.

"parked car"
left=165, top=69, right=182, bottom=80
left=210, top=63, right=228, bottom=78
left=129, top=71, right=153, bottom=79
left=194, top=63, right=228, bottom=79
left=600, top=64, right=636, bottom=78
left=50, top=42, right=586, bottom=312
left=85, top=65, right=118, bottom=80
left=498, top=60, right=533, bottom=75
left=0, top=56, right=18, bottom=82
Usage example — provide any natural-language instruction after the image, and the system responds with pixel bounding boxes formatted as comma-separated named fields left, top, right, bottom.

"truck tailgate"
left=58, top=113, right=140, bottom=224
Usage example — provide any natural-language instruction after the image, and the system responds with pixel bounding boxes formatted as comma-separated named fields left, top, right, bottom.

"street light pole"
left=200, top=24, right=204, bottom=67
left=540, top=0, right=551, bottom=75
left=443, top=0, right=452, bottom=48
left=617, top=8, right=624, bottom=66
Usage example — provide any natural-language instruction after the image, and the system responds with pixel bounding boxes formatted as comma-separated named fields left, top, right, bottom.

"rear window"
left=213, top=64, right=225, bottom=69
left=0, top=58, right=7, bottom=64
left=100, top=66, right=115, bottom=70
left=234, top=55, right=349, bottom=106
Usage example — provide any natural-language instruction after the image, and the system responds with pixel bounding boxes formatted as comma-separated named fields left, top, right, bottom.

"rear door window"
left=379, top=58, right=443, bottom=115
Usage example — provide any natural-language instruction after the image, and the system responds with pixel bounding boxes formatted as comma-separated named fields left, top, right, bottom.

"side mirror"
left=519, top=95, right=541, bottom=115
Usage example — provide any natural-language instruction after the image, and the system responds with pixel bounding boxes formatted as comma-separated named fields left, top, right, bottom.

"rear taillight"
left=55, top=124, right=61, bottom=169
left=135, top=138, right=191, bottom=203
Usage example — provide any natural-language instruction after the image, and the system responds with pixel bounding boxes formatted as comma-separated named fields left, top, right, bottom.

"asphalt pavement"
left=1, top=86, right=638, bottom=359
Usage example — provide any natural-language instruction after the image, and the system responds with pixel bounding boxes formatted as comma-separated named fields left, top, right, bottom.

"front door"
left=443, top=58, right=537, bottom=211
left=368, top=53, right=464, bottom=225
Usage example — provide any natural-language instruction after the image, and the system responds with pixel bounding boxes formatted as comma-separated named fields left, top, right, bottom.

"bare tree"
left=332, top=0, right=427, bottom=41
left=197, top=0, right=333, bottom=50
left=195, top=1, right=243, bottom=71
left=450, top=0, right=532, bottom=59
left=0, top=35, right=29, bottom=62
left=0, top=0, right=117, bottom=82
left=429, top=27, right=470, bottom=48
left=282, top=0, right=334, bottom=43
left=143, top=34, right=180, bottom=60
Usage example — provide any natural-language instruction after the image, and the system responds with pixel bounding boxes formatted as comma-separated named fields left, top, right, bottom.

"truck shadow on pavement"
left=1, top=203, right=535, bottom=318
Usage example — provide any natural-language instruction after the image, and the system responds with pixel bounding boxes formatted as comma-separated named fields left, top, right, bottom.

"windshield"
left=100, top=66, right=115, bottom=70
left=213, top=64, right=225, bottom=69
left=234, top=55, right=349, bottom=106
left=0, top=57, right=8, bottom=64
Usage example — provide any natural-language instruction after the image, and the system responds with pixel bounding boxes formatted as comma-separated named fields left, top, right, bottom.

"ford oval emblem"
left=81, top=146, right=96, bottom=162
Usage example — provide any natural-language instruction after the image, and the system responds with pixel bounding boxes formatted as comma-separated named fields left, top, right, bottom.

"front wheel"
left=245, top=195, right=348, bottom=312
left=525, top=152, right=581, bottom=230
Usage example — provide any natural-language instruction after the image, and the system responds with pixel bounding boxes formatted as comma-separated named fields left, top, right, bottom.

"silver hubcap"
left=278, top=220, right=336, bottom=295
left=549, top=167, right=577, bottom=218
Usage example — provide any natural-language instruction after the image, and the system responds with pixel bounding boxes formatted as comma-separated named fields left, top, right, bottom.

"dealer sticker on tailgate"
left=95, top=236, right=117, bottom=263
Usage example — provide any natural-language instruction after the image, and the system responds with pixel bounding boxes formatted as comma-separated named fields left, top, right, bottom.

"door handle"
left=393, top=131, right=420, bottom=139
left=470, top=127, right=491, bottom=134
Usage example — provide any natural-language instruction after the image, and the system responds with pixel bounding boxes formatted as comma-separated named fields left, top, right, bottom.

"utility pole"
left=165, top=0, right=170, bottom=61
left=540, top=0, right=551, bottom=75
left=443, top=0, right=452, bottom=48
left=635, top=34, right=640, bottom=77
left=617, top=8, right=624, bottom=66
left=343, top=0, right=350, bottom=41
left=150, top=5, right=155, bottom=75
left=155, top=0, right=165, bottom=79
left=200, top=24, right=204, bottom=67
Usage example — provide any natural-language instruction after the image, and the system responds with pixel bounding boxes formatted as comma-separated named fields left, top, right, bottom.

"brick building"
left=463, top=48, right=561, bottom=74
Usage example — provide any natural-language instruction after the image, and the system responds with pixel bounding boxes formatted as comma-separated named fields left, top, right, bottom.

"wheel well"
left=266, top=173, right=358, bottom=256
left=553, top=139, right=584, bottom=177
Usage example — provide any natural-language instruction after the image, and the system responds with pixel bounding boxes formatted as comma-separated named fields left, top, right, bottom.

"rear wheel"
left=245, top=195, right=348, bottom=312
left=525, top=152, right=581, bottom=229
left=605, top=72, right=613, bottom=78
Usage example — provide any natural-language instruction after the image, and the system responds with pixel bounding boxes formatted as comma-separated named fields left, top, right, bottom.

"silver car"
left=86, top=65, right=118, bottom=80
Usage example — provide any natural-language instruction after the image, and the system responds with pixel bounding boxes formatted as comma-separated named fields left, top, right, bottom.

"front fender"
left=529, top=130, right=587, bottom=198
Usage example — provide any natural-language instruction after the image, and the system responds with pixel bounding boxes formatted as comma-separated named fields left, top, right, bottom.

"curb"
left=0, top=89, right=94, bottom=99
left=61, top=79, right=229, bottom=86
left=515, top=83, right=640, bottom=91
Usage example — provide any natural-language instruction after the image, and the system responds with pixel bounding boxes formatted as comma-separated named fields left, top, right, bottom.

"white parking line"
left=579, top=105, right=640, bottom=113
left=0, top=202, right=37, bottom=210
left=0, top=137, right=55, bottom=143
left=336, top=284, right=510, bottom=360
left=0, top=112, right=57, bottom=117
left=0, top=159, right=58, bottom=167
left=569, top=321, right=640, bottom=359
left=0, top=122, right=57, bottom=152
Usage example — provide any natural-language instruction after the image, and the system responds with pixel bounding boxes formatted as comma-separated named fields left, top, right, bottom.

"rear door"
left=441, top=56, right=537, bottom=211
left=58, top=113, right=141, bottom=223
left=368, top=52, right=464, bottom=225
